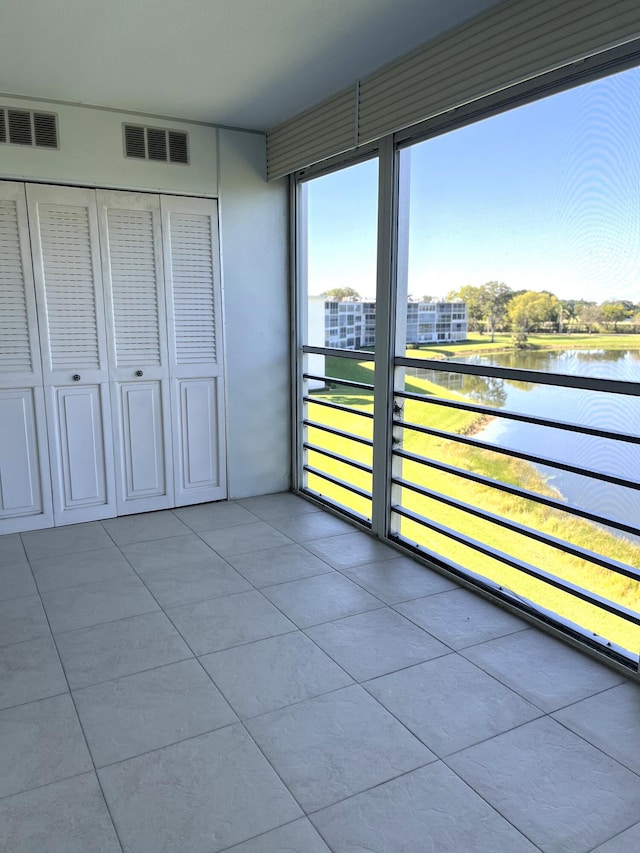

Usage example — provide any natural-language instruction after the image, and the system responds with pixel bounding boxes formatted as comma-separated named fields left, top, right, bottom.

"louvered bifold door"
left=0, top=182, right=53, bottom=533
left=161, top=196, right=227, bottom=505
left=97, top=190, right=173, bottom=514
left=27, top=184, right=116, bottom=525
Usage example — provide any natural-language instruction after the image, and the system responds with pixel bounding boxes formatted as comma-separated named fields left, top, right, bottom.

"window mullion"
left=371, top=137, right=398, bottom=536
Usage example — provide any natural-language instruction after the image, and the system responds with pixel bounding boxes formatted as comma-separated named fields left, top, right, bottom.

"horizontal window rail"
left=303, top=419, right=373, bottom=447
left=394, top=448, right=640, bottom=538
left=304, top=442, right=374, bottom=475
left=396, top=418, right=640, bottom=492
left=303, top=464, right=372, bottom=501
left=304, top=396, right=374, bottom=420
left=395, top=390, right=640, bottom=445
left=390, top=503, right=640, bottom=628
left=303, top=344, right=375, bottom=361
left=300, top=485, right=373, bottom=529
left=396, top=355, right=640, bottom=397
left=304, top=373, right=374, bottom=393
left=393, top=475, right=640, bottom=582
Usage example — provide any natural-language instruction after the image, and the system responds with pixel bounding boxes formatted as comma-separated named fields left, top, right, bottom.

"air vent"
left=33, top=112, right=58, bottom=147
left=147, top=128, right=168, bottom=161
left=123, top=123, right=189, bottom=165
left=0, top=108, right=58, bottom=149
left=8, top=110, right=32, bottom=145
left=168, top=131, right=189, bottom=164
left=124, top=125, right=145, bottom=159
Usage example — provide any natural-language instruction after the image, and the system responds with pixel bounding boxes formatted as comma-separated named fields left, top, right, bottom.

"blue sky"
left=306, top=64, right=640, bottom=304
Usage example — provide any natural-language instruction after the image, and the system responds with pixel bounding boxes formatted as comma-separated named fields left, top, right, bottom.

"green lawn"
left=307, top=353, right=640, bottom=656
left=407, top=332, right=640, bottom=359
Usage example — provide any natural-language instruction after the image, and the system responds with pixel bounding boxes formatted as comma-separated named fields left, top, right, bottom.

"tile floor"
left=0, top=492, right=639, bottom=852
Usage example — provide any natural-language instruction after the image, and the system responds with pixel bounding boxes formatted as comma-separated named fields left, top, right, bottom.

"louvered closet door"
left=27, top=184, right=116, bottom=525
left=97, top=190, right=173, bottom=514
left=161, top=196, right=227, bottom=505
left=0, top=182, right=53, bottom=533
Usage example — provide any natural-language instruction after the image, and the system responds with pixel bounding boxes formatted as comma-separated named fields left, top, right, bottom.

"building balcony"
left=0, top=493, right=638, bottom=851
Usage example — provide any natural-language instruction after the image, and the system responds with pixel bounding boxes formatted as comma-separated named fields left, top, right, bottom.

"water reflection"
left=406, top=347, right=640, bottom=537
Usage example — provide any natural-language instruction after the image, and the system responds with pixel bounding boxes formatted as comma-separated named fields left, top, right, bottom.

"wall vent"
left=0, top=108, right=59, bottom=148
left=123, top=124, right=189, bottom=164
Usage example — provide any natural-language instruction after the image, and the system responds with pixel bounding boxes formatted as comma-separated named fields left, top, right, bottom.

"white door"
left=0, top=182, right=53, bottom=533
left=27, top=184, right=116, bottom=525
left=98, top=190, right=174, bottom=514
left=161, top=196, right=227, bottom=505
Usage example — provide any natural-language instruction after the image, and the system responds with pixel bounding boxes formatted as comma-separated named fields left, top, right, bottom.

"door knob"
left=72, top=374, right=81, bottom=382
left=135, top=370, right=144, bottom=377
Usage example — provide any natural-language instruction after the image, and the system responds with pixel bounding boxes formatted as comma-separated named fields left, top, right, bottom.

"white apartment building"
left=324, top=298, right=467, bottom=348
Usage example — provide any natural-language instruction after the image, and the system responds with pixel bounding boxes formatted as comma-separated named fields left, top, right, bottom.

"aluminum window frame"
left=292, top=41, right=640, bottom=676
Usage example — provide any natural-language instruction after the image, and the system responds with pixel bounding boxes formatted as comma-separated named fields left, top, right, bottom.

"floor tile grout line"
left=455, top=644, right=626, bottom=715
left=87, top=721, right=243, bottom=772
left=31, top=562, right=140, bottom=597
left=549, top=711, right=640, bottom=780
left=214, top=816, right=326, bottom=853
left=353, top=667, right=545, bottom=767
left=452, top=645, right=563, bottom=713
left=117, top=526, right=418, bottom=827
left=584, top=819, right=640, bottom=853
left=244, top=566, right=337, bottom=589
left=20, top=541, right=116, bottom=565
left=281, top=761, right=473, bottom=846
left=110, top=555, right=313, bottom=826
left=547, top=679, right=634, bottom=714
left=352, top=649, right=458, bottom=683
left=67, top=653, right=197, bottom=694
left=28, top=582, right=127, bottom=853
left=0, top=688, right=69, bottom=715
left=44, top=605, right=161, bottom=639
left=0, top=767, right=109, bottom=806
left=4, top=531, right=29, bottom=565
left=231, top=679, right=360, bottom=724
left=102, top=513, right=265, bottom=547
left=299, top=754, right=547, bottom=853
left=428, top=711, right=550, bottom=762
left=107, top=548, right=312, bottom=813
left=440, top=711, right=640, bottom=848
left=436, top=754, right=546, bottom=852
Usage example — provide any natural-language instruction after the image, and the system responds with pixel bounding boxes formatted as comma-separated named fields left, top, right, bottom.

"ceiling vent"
left=123, top=124, right=189, bottom=164
left=0, top=108, right=59, bottom=148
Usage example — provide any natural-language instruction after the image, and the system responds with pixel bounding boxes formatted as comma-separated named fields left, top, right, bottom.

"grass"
left=306, top=352, right=640, bottom=656
left=407, top=332, right=640, bottom=359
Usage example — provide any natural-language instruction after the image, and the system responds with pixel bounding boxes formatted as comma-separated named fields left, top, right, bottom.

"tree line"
left=445, top=282, right=640, bottom=346
left=321, top=285, right=640, bottom=347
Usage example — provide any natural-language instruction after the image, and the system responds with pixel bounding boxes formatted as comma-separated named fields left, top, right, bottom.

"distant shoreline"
left=406, top=332, right=640, bottom=361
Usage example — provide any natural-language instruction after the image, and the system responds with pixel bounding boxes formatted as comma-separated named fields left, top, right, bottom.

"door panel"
left=0, top=182, right=53, bottom=534
left=97, top=190, right=173, bottom=514
left=51, top=385, right=108, bottom=509
left=162, top=196, right=226, bottom=505
left=0, top=389, right=40, bottom=512
left=27, top=184, right=115, bottom=525
left=114, top=380, right=170, bottom=508
left=175, top=379, right=221, bottom=496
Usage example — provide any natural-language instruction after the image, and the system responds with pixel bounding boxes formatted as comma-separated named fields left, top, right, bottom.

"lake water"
left=410, top=348, right=640, bottom=541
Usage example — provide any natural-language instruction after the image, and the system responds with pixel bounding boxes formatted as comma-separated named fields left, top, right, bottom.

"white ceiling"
left=0, top=0, right=504, bottom=130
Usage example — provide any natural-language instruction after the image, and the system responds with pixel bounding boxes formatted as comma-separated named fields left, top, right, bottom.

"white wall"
left=0, top=95, right=218, bottom=196
left=218, top=129, right=290, bottom=498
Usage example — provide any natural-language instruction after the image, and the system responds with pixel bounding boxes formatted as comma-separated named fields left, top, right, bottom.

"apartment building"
left=324, top=298, right=467, bottom=348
